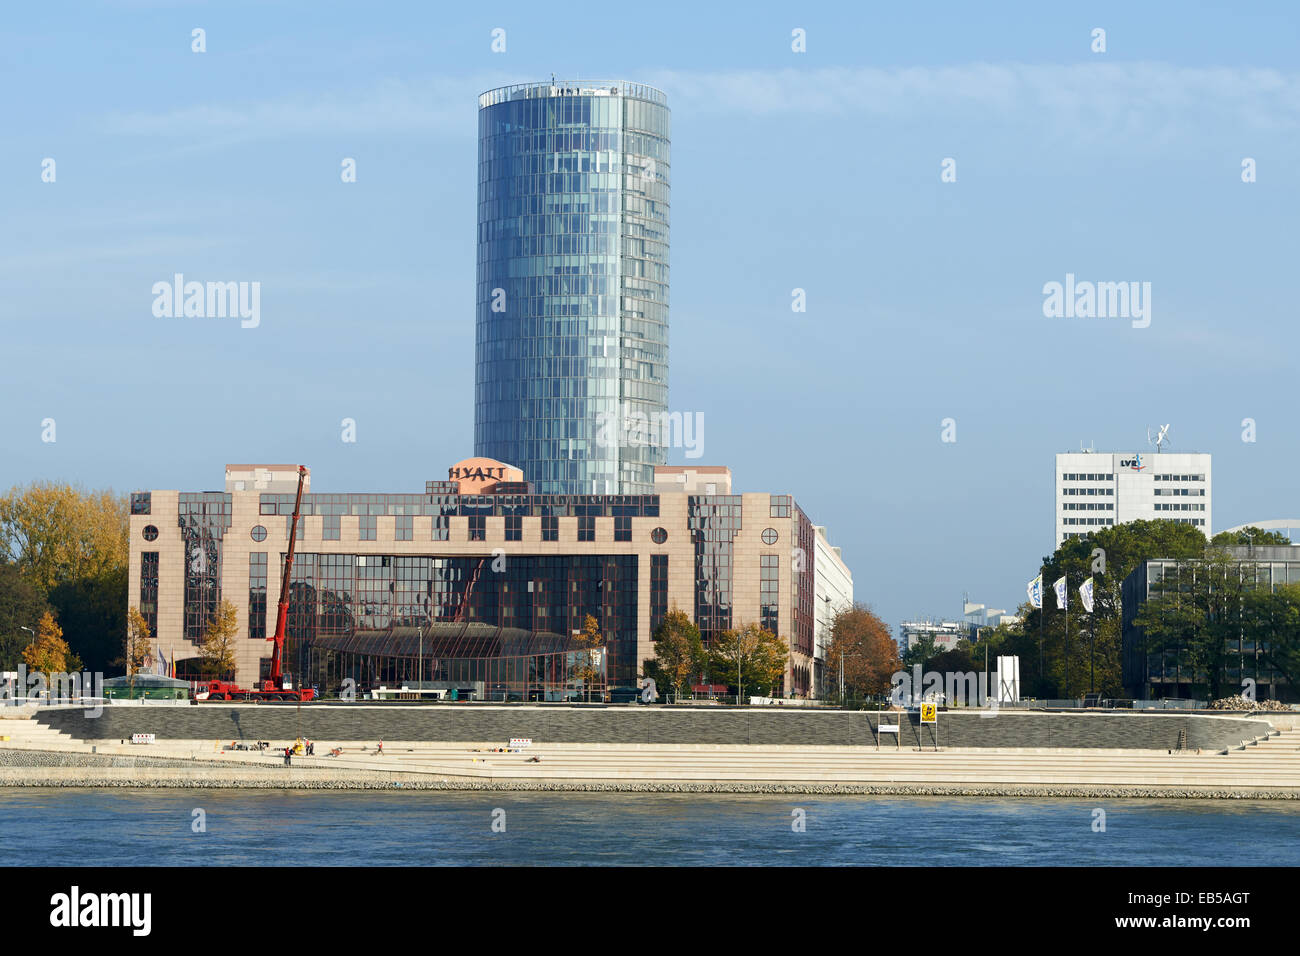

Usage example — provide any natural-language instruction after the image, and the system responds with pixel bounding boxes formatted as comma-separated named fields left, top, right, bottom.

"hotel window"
left=248, top=552, right=267, bottom=640
left=578, top=516, right=595, bottom=542
left=323, top=515, right=341, bottom=540
left=395, top=515, right=413, bottom=541
left=542, top=515, right=559, bottom=542
left=359, top=515, right=377, bottom=541
left=142, top=525, right=159, bottom=542
left=139, top=551, right=159, bottom=639
left=760, top=554, right=779, bottom=635
left=770, top=495, right=791, bottom=518
left=506, top=515, right=522, bottom=541
left=651, top=527, right=667, bottom=544
left=650, top=554, right=668, bottom=635
left=614, top=516, right=631, bottom=541
left=469, top=515, right=487, bottom=541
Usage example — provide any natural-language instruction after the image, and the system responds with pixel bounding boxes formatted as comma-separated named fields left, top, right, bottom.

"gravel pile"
left=1209, top=696, right=1294, bottom=712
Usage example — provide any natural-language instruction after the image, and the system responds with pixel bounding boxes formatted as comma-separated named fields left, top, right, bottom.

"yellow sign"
left=920, top=702, right=937, bottom=724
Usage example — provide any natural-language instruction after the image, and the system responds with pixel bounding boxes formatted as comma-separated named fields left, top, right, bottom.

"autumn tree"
left=21, top=610, right=74, bottom=697
left=708, top=623, right=788, bottom=700
left=569, top=614, right=607, bottom=702
left=650, top=606, right=704, bottom=698
left=826, top=603, right=902, bottom=703
left=125, top=606, right=153, bottom=676
left=199, top=599, right=239, bottom=680
left=0, top=482, right=128, bottom=593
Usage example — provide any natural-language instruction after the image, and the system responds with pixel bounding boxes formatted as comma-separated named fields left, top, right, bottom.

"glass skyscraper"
left=475, top=80, right=670, bottom=494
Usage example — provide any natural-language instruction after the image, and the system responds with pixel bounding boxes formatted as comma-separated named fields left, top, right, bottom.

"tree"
left=1134, top=548, right=1249, bottom=700
left=0, top=561, right=53, bottom=670
left=1023, top=519, right=1208, bottom=698
left=1211, top=527, right=1292, bottom=548
left=1246, top=583, right=1300, bottom=693
left=650, top=606, right=704, bottom=698
left=900, top=631, right=936, bottom=671
left=48, top=565, right=127, bottom=676
left=708, top=623, right=788, bottom=700
left=22, top=610, right=73, bottom=697
left=825, top=603, right=900, bottom=703
left=125, top=606, right=154, bottom=676
left=569, top=614, right=606, bottom=702
left=0, top=482, right=128, bottom=594
left=199, top=599, right=239, bottom=680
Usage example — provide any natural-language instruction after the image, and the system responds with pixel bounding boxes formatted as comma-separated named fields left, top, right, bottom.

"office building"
left=1121, top=545, right=1300, bottom=701
left=1055, top=449, right=1212, bottom=545
left=475, top=80, right=670, bottom=494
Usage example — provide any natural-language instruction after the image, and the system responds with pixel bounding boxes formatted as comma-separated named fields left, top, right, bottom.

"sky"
left=2, top=0, right=1298, bottom=632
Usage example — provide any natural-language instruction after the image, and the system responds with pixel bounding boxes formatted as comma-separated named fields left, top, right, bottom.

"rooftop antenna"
left=1147, top=424, right=1171, bottom=453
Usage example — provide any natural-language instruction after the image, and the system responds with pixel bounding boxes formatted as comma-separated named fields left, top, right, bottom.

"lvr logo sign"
left=1120, top=454, right=1144, bottom=471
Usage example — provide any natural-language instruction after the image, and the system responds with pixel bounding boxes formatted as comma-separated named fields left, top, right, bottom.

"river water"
left=4, top=789, right=1298, bottom=866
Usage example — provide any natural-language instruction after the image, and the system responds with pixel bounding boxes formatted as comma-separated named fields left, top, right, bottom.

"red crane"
left=201, top=465, right=315, bottom=702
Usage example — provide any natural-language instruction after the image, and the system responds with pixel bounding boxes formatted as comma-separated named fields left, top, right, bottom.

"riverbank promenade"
left=3, top=710, right=1300, bottom=796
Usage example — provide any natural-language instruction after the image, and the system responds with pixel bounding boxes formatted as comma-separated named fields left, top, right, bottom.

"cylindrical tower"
left=475, top=80, right=670, bottom=494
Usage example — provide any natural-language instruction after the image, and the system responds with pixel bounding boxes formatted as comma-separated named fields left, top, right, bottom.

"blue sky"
left=2, top=0, right=1298, bottom=631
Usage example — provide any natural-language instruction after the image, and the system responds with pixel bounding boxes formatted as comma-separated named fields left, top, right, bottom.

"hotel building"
left=128, top=459, right=851, bottom=700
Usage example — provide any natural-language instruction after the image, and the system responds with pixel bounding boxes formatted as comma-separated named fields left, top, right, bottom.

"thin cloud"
left=650, top=63, right=1300, bottom=131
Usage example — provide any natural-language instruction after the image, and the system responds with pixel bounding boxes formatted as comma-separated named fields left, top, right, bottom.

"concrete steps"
left=0, top=718, right=81, bottom=751
left=9, top=725, right=1300, bottom=788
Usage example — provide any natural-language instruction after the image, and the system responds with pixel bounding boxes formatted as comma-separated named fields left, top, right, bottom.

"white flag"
left=1079, top=577, right=1095, bottom=614
left=1053, top=576, right=1068, bottom=610
left=1027, top=574, right=1043, bottom=609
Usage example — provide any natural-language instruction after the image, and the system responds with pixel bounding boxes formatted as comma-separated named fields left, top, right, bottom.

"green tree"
left=708, top=623, right=788, bottom=700
left=48, top=565, right=127, bottom=676
left=1242, top=582, right=1300, bottom=693
left=900, top=631, right=936, bottom=671
left=1210, top=527, right=1292, bottom=548
left=1134, top=549, right=1250, bottom=700
left=825, top=603, right=900, bottom=704
left=199, top=599, right=239, bottom=680
left=0, top=561, right=53, bottom=670
left=650, top=606, right=704, bottom=698
left=1025, top=519, right=1207, bottom=697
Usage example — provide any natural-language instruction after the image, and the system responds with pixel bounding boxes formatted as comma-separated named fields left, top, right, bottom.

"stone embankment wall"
left=34, top=705, right=1273, bottom=751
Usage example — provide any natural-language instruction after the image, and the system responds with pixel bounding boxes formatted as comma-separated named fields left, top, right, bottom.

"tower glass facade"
left=476, top=80, right=670, bottom=494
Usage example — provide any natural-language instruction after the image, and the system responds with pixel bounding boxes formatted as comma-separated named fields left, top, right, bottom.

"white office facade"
left=1055, top=451, right=1212, bottom=546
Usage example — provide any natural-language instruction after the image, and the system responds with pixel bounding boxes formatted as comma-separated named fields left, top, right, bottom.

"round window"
left=651, top=527, right=668, bottom=544
left=251, top=525, right=268, bottom=542
left=142, top=525, right=159, bottom=542
left=762, top=528, right=778, bottom=545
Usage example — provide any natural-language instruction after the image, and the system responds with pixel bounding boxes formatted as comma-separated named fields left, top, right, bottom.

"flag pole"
left=1064, top=572, right=1070, bottom=703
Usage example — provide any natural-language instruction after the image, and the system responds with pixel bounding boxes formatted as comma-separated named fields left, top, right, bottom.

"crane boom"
left=268, top=464, right=308, bottom=688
